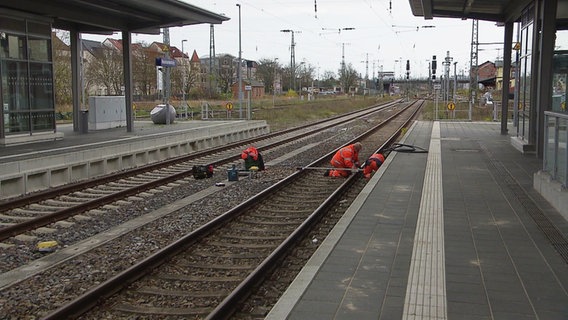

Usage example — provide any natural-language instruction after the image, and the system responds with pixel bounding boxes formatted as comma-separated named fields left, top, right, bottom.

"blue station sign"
left=155, top=57, right=176, bottom=67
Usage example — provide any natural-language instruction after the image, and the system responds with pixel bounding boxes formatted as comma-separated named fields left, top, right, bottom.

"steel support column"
left=70, top=30, right=81, bottom=133
left=501, top=22, right=513, bottom=135
left=122, top=31, right=134, bottom=132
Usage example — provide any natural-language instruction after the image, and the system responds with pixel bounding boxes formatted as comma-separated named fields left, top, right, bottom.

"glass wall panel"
left=555, top=31, right=568, bottom=50
left=518, top=13, right=533, bottom=142
left=3, top=60, right=29, bottom=111
left=525, top=55, right=532, bottom=110
left=526, top=23, right=533, bottom=56
left=5, top=111, right=30, bottom=133
left=31, top=111, right=54, bottom=131
left=29, top=62, right=53, bottom=110
left=520, top=54, right=532, bottom=139
left=28, top=38, right=50, bottom=61
left=0, top=17, right=55, bottom=137
left=0, top=34, right=26, bottom=59
left=553, top=31, right=568, bottom=114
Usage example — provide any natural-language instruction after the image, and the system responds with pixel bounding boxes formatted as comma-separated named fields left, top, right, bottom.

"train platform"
left=0, top=120, right=267, bottom=162
left=267, top=121, right=568, bottom=320
left=0, top=120, right=269, bottom=199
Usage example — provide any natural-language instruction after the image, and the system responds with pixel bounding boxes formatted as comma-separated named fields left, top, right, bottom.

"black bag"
left=192, top=165, right=214, bottom=179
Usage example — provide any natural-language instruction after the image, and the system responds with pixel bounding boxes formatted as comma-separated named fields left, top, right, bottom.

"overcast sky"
left=85, top=0, right=507, bottom=79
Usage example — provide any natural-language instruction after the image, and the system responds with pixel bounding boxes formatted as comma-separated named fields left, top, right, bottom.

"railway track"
left=42, top=100, right=423, bottom=319
left=0, top=100, right=407, bottom=246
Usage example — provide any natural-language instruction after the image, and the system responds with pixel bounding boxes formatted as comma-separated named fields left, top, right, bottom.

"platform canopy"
left=408, top=0, right=568, bottom=23
left=1, top=0, right=229, bottom=34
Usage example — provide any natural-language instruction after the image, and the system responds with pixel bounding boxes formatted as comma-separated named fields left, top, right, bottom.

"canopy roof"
left=408, top=0, right=568, bottom=24
left=1, top=0, right=229, bottom=34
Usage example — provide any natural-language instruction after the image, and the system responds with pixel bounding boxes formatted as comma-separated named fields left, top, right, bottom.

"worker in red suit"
left=324, top=142, right=362, bottom=177
left=241, top=146, right=265, bottom=171
left=362, top=153, right=385, bottom=179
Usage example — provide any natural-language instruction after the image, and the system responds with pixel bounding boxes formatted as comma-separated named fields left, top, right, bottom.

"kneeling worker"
left=325, top=142, right=362, bottom=177
left=362, top=153, right=385, bottom=179
left=241, top=146, right=265, bottom=171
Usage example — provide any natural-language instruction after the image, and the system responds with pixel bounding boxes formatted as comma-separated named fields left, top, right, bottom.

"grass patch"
left=56, top=95, right=396, bottom=128
left=253, top=96, right=393, bottom=131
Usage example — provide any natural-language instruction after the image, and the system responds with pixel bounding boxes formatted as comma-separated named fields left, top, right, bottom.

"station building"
left=0, top=0, right=228, bottom=145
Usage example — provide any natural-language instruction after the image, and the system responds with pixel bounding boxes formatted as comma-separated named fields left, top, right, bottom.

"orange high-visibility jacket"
left=331, top=144, right=360, bottom=169
left=241, top=147, right=259, bottom=161
left=363, top=153, right=385, bottom=176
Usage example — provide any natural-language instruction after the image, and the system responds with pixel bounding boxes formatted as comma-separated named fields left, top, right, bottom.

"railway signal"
left=432, top=55, right=437, bottom=80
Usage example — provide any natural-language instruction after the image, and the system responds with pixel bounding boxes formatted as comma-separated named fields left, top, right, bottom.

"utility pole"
left=181, top=39, right=187, bottom=118
left=273, top=58, right=278, bottom=107
left=469, top=19, right=479, bottom=121
left=209, top=24, right=217, bottom=98
left=280, top=29, right=300, bottom=91
left=236, top=4, right=243, bottom=119
left=341, top=43, right=347, bottom=74
left=364, top=53, right=369, bottom=79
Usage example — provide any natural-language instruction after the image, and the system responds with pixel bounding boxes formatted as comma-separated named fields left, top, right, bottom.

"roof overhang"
left=408, top=0, right=536, bottom=23
left=0, top=0, right=229, bottom=34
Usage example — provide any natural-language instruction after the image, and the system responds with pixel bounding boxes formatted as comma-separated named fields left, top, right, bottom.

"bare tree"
left=85, top=46, right=123, bottom=95
left=170, top=62, right=183, bottom=98
left=132, top=43, right=158, bottom=99
left=339, top=63, right=359, bottom=94
left=51, top=30, right=72, bottom=106
left=255, top=58, right=280, bottom=93
left=296, top=63, right=315, bottom=92
left=319, top=70, right=337, bottom=90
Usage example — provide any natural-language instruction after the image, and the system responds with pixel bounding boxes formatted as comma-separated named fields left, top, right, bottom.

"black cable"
left=384, top=143, right=428, bottom=153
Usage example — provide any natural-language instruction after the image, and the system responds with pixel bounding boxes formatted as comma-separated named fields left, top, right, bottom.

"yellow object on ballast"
left=37, top=241, right=58, bottom=252
left=249, top=166, right=259, bottom=179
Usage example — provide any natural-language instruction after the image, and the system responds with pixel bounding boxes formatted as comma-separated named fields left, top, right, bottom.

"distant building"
left=475, top=60, right=497, bottom=89
left=231, top=79, right=265, bottom=99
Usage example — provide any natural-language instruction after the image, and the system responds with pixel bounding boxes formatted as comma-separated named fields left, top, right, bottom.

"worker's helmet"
left=376, top=153, right=385, bottom=164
